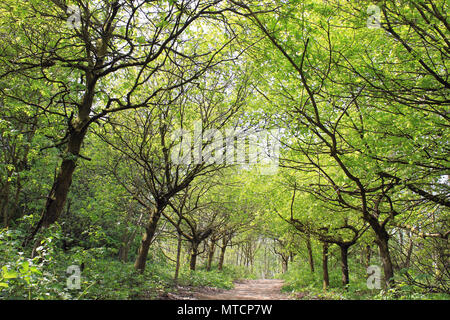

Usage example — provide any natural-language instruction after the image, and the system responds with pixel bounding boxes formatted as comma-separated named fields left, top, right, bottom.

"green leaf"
left=2, top=267, right=18, bottom=279
left=20, top=261, right=30, bottom=273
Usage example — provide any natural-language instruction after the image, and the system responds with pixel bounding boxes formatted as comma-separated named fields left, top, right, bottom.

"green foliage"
left=0, top=226, right=260, bottom=299
left=281, top=257, right=450, bottom=300
left=179, top=269, right=234, bottom=290
left=0, top=229, right=71, bottom=299
left=178, top=265, right=256, bottom=290
left=0, top=0, right=448, bottom=301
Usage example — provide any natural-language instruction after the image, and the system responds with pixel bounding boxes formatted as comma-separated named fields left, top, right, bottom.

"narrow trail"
left=168, top=279, right=292, bottom=300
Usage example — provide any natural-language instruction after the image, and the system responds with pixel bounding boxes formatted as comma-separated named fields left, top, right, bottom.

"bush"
left=279, top=259, right=450, bottom=300
left=0, top=228, right=71, bottom=299
left=0, top=227, right=258, bottom=300
left=176, top=264, right=256, bottom=290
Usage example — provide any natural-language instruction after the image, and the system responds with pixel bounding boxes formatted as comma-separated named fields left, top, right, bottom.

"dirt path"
left=167, top=279, right=292, bottom=300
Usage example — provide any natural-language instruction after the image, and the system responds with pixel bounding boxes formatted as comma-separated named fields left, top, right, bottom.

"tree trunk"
left=119, top=229, right=138, bottom=263
left=249, top=248, right=254, bottom=273
left=45, top=131, right=86, bottom=225
left=134, top=207, right=163, bottom=272
left=12, top=174, right=23, bottom=216
left=281, top=256, right=288, bottom=273
left=189, top=241, right=200, bottom=271
left=118, top=241, right=130, bottom=263
left=218, top=246, right=226, bottom=271
left=218, top=238, right=228, bottom=271
left=306, top=235, right=315, bottom=273
left=118, top=211, right=142, bottom=263
left=174, top=232, right=182, bottom=283
left=24, top=130, right=87, bottom=249
left=1, top=179, right=10, bottom=228
left=405, top=233, right=413, bottom=268
left=340, top=244, right=350, bottom=288
left=263, top=246, right=267, bottom=279
left=375, top=228, right=395, bottom=287
left=206, top=239, right=216, bottom=271
left=23, top=74, right=97, bottom=248
left=322, top=242, right=329, bottom=290
left=365, top=245, right=371, bottom=268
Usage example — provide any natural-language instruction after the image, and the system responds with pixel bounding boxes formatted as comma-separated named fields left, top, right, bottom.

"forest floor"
left=163, top=279, right=293, bottom=300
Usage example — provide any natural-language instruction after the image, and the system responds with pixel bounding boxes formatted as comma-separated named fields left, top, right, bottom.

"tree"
left=99, top=64, right=249, bottom=271
left=0, top=103, right=38, bottom=227
left=166, top=183, right=218, bottom=271
left=233, top=0, right=449, bottom=287
left=0, top=0, right=244, bottom=246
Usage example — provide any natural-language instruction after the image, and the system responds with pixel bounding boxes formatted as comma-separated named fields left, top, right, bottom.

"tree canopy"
left=0, top=0, right=448, bottom=301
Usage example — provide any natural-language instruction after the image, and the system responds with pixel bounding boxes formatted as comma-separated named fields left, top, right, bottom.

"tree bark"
left=218, top=237, right=228, bottom=271
left=189, top=241, right=200, bottom=271
left=1, top=179, right=10, bottom=228
left=375, top=227, right=395, bottom=287
left=281, top=256, right=288, bottom=273
left=206, top=239, right=216, bottom=271
left=365, top=212, right=395, bottom=287
left=118, top=211, right=142, bottom=263
left=118, top=240, right=130, bottom=262
left=174, top=232, right=182, bottom=283
left=24, top=127, right=88, bottom=249
left=218, top=246, right=227, bottom=271
left=306, top=235, right=315, bottom=273
left=23, top=72, right=98, bottom=249
left=340, top=244, right=350, bottom=288
left=263, top=245, right=267, bottom=278
left=365, top=245, right=371, bottom=269
left=322, top=242, right=329, bottom=290
left=119, top=228, right=139, bottom=263
left=134, top=207, right=163, bottom=272
left=405, top=233, right=413, bottom=269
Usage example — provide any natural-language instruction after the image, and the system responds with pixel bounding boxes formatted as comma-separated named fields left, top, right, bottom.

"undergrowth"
left=0, top=228, right=254, bottom=300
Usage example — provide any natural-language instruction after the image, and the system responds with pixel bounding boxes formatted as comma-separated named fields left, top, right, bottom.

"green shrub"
left=0, top=228, right=71, bottom=299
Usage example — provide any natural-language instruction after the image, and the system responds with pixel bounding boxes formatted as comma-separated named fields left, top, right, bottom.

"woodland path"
left=167, top=279, right=292, bottom=300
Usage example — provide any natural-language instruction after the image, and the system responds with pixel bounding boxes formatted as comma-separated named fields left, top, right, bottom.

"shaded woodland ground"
left=164, top=280, right=291, bottom=300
